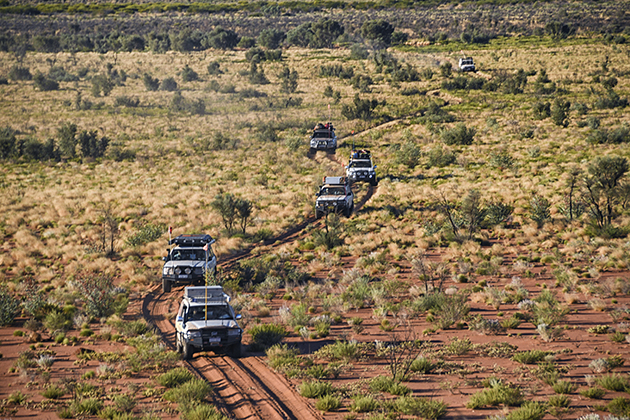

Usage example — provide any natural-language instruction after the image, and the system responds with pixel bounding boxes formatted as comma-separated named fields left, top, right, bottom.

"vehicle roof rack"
left=169, top=234, right=215, bottom=247
left=323, top=176, right=347, bottom=185
left=184, top=286, right=230, bottom=303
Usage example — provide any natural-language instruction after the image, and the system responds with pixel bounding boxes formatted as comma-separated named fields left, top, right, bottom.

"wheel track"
left=143, top=285, right=322, bottom=420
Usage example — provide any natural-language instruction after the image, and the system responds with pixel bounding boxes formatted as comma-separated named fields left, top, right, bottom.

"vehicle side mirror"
left=162, top=256, right=167, bottom=261
left=373, top=165, right=377, bottom=169
left=176, top=316, right=183, bottom=323
left=236, top=314, right=242, bottom=320
left=345, top=166, right=348, bottom=169
left=315, top=192, right=320, bottom=197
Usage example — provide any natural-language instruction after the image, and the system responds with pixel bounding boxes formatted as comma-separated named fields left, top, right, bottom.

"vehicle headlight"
left=187, top=331, right=201, bottom=339
left=175, top=267, right=181, bottom=275
left=164, top=267, right=173, bottom=275
left=185, top=267, right=192, bottom=275
left=227, top=328, right=241, bottom=336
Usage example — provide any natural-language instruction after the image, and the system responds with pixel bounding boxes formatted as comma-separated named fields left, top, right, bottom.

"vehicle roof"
left=169, top=234, right=214, bottom=247
left=322, top=176, right=348, bottom=185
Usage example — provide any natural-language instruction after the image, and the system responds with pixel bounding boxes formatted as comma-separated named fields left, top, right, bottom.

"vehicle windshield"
left=171, top=249, right=210, bottom=261
left=321, top=187, right=345, bottom=196
left=349, top=161, right=371, bottom=168
left=312, top=130, right=333, bottom=138
left=188, top=305, right=231, bottom=321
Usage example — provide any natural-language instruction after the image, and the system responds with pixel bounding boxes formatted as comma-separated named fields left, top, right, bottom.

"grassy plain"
left=1, top=27, right=630, bottom=419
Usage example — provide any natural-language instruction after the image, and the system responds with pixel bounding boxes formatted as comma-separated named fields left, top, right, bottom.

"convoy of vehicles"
left=175, top=286, right=243, bottom=359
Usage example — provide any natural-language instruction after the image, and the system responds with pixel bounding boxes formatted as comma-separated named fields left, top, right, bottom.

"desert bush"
left=469, top=315, right=504, bottom=335
left=278, top=66, right=298, bottom=94
left=163, top=379, right=212, bottom=404
left=90, top=74, right=113, bottom=97
left=529, top=194, right=551, bottom=227
left=7, top=391, right=26, bottom=405
left=181, top=65, right=199, bottom=82
left=350, top=395, right=379, bottom=413
left=361, top=19, right=394, bottom=47
left=596, top=373, right=629, bottom=392
left=71, top=398, right=103, bottom=416
left=33, top=73, right=59, bottom=91
left=125, top=223, right=165, bottom=247
left=579, top=387, right=606, bottom=399
left=248, top=323, right=287, bottom=350
left=156, top=367, right=194, bottom=388
left=315, top=394, right=341, bottom=412
left=594, top=88, right=628, bottom=109
left=43, top=309, right=72, bottom=334
left=114, top=95, right=139, bottom=108
left=410, top=356, right=435, bottom=374
left=506, top=401, right=546, bottom=420
left=72, top=273, right=124, bottom=318
left=551, top=98, right=571, bottom=127
left=395, top=396, right=447, bottom=419
left=42, top=384, right=65, bottom=399
left=266, top=344, right=300, bottom=371
left=114, top=394, right=136, bottom=412
left=342, top=94, right=382, bottom=120
left=142, top=73, right=159, bottom=91
left=160, top=77, right=178, bottom=91
left=9, top=65, right=32, bottom=81
left=204, top=27, right=239, bottom=50
left=299, top=380, right=333, bottom=398
left=608, top=397, right=630, bottom=417
left=466, top=381, right=523, bottom=409
left=441, top=123, right=476, bottom=145
left=553, top=380, right=577, bottom=394
left=426, top=146, right=456, bottom=168
left=182, top=403, right=228, bottom=420
left=315, top=340, right=364, bottom=363
left=0, top=287, right=20, bottom=326
left=392, top=140, right=422, bottom=169
left=433, top=294, right=470, bottom=330
left=512, top=350, right=550, bottom=364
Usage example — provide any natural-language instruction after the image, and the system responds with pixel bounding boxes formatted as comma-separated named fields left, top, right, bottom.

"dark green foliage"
left=114, top=95, right=140, bottom=108
left=545, top=21, right=574, bottom=39
left=584, top=155, right=629, bottom=229
left=90, top=74, right=113, bottom=97
left=33, top=72, right=59, bottom=91
left=125, top=223, right=165, bottom=247
left=8, top=65, right=31, bottom=81
left=163, top=379, right=212, bottom=404
left=77, top=130, right=109, bottom=159
left=249, top=62, right=269, bottom=85
left=257, top=28, right=285, bottom=49
left=350, top=43, right=369, bottom=60
left=439, top=62, right=452, bottom=78
left=485, top=202, right=514, bottom=226
left=441, top=123, right=476, bottom=145
left=73, top=273, right=125, bottom=318
left=423, top=102, right=455, bottom=123
left=312, top=213, right=343, bottom=249
left=121, top=34, right=145, bottom=51
left=426, top=146, right=456, bottom=168
left=410, top=357, right=435, bottom=373
left=156, top=367, right=195, bottom=388
left=299, top=381, right=333, bottom=398
left=587, top=125, right=630, bottom=144
left=512, top=350, right=550, bottom=364
left=169, top=92, right=205, bottom=115
left=248, top=323, right=287, bottom=351
left=361, top=19, right=394, bottom=47
left=533, top=101, right=551, bottom=120
left=207, top=61, right=222, bottom=76
left=0, top=126, right=17, bottom=159
left=311, top=18, right=344, bottom=48
left=392, top=141, right=421, bottom=169
left=608, top=397, right=630, bottom=417
left=181, top=65, right=198, bottom=82
left=529, top=194, right=551, bottom=227
left=319, top=64, right=354, bottom=79
left=211, top=193, right=253, bottom=235
left=341, top=94, right=382, bottom=120
left=278, top=66, right=298, bottom=94
left=204, top=26, right=239, bottom=50
left=286, top=23, right=312, bottom=47
left=391, top=31, right=408, bottom=45
left=594, top=88, right=628, bottom=109
left=551, top=98, right=571, bottom=127
left=160, top=77, right=178, bottom=92
left=350, top=74, right=372, bottom=93
left=0, top=286, right=19, bottom=326
left=395, top=396, right=447, bottom=419
left=442, top=76, right=486, bottom=91
left=57, top=122, right=77, bottom=159
left=466, top=381, right=524, bottom=409
left=497, top=69, right=528, bottom=94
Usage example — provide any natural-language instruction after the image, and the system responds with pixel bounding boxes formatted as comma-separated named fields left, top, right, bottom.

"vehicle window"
left=188, top=306, right=231, bottom=320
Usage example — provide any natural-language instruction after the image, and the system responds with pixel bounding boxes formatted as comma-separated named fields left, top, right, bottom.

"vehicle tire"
left=309, top=147, right=316, bottom=155
left=370, top=177, right=378, bottom=186
left=176, top=336, right=183, bottom=354
left=315, top=210, right=323, bottom=219
left=345, top=204, right=353, bottom=217
left=162, top=277, right=171, bottom=293
left=228, top=341, right=242, bottom=358
left=182, top=342, right=194, bottom=360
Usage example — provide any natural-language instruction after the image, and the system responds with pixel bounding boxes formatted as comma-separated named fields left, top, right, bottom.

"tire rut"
left=143, top=286, right=322, bottom=420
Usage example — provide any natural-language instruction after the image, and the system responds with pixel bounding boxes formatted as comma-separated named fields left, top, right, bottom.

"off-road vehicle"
left=315, top=176, right=354, bottom=219
left=162, top=234, right=216, bottom=293
left=175, top=286, right=243, bottom=359
left=346, top=149, right=378, bottom=186
left=459, top=57, right=476, bottom=72
left=309, top=122, right=337, bottom=153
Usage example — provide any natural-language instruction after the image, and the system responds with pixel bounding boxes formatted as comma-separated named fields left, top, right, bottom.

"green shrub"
left=512, top=350, right=550, bottom=364
left=548, top=394, right=570, bottom=407
left=125, top=223, right=165, bottom=247
left=248, top=323, right=288, bottom=351
left=505, top=401, right=546, bottom=420
left=156, top=367, right=194, bottom=388
left=315, top=394, right=341, bottom=412
left=350, top=395, right=379, bottom=413
left=299, top=381, right=333, bottom=398
left=114, top=394, right=136, bottom=412
left=9, top=65, right=32, bottom=81
left=163, top=379, right=212, bottom=404
left=597, top=373, right=629, bottom=392
left=34, top=73, right=59, bottom=91
left=266, top=344, right=300, bottom=371
left=0, top=287, right=20, bottom=326
left=7, top=390, right=27, bottom=405
left=579, top=387, right=606, bottom=399
left=395, top=396, right=447, bottom=419
left=552, top=380, right=577, bottom=394
left=42, top=384, right=65, bottom=399
left=369, top=375, right=396, bottom=393
left=314, top=340, right=363, bottom=362
left=608, top=397, right=630, bottom=417
left=466, top=382, right=523, bottom=409
left=182, top=403, right=228, bottom=420
left=441, top=123, right=476, bottom=146
left=71, top=398, right=103, bottom=415
left=410, top=357, right=435, bottom=374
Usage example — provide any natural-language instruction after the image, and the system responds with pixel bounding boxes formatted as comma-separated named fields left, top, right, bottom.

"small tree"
left=529, top=194, right=551, bottom=227
left=551, top=97, right=571, bottom=127
left=583, top=155, right=629, bottom=229
left=0, top=286, right=20, bottom=326
left=361, top=19, right=394, bottom=47
left=212, top=193, right=238, bottom=234
left=96, top=200, right=120, bottom=257
left=72, top=272, right=122, bottom=318
left=278, top=66, right=298, bottom=94
left=57, top=122, right=77, bottom=159
left=181, top=65, right=198, bottom=82
left=441, top=123, right=476, bottom=146
left=258, top=29, right=285, bottom=49
left=0, top=126, right=18, bottom=159
left=236, top=198, right=253, bottom=235
left=460, top=189, right=486, bottom=240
